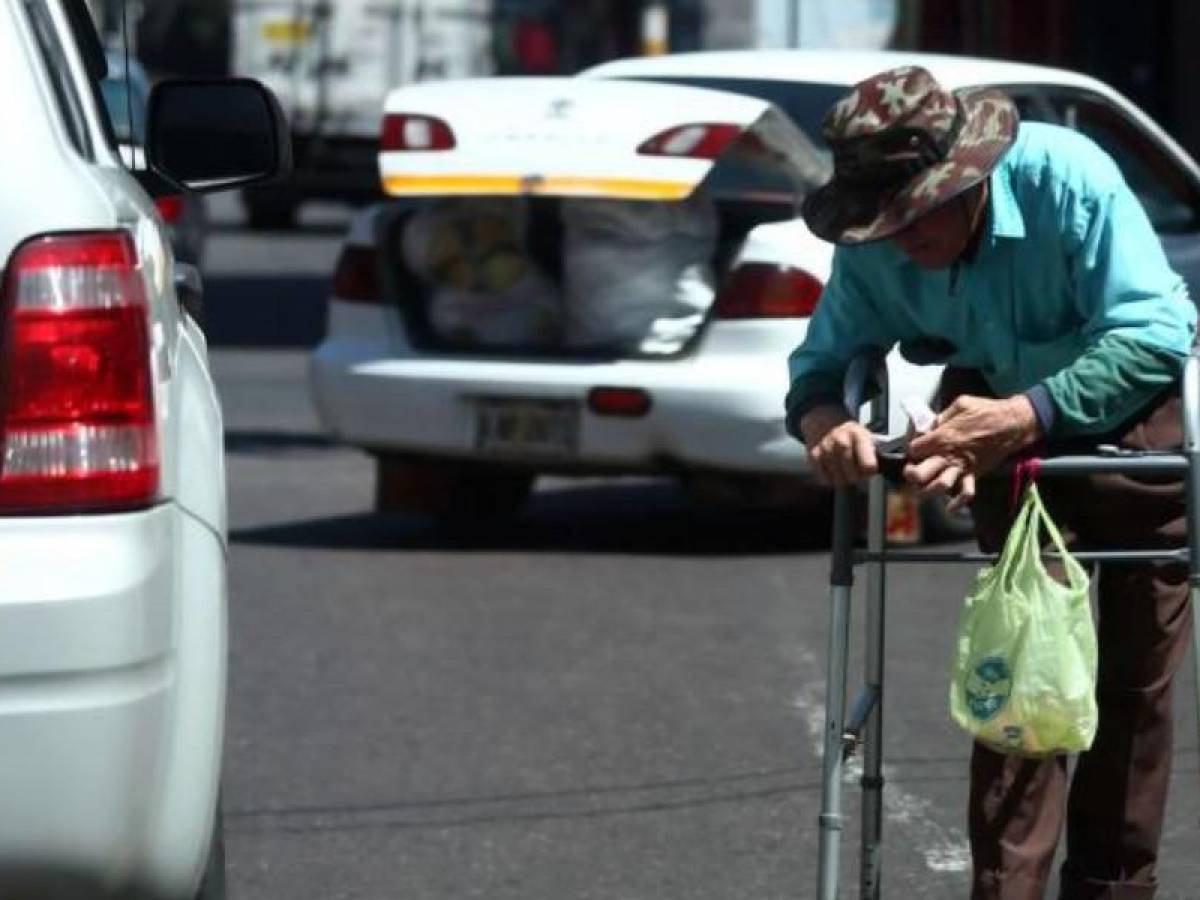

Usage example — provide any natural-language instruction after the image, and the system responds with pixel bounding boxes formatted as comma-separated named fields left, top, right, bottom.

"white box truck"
left=233, top=0, right=493, bottom=228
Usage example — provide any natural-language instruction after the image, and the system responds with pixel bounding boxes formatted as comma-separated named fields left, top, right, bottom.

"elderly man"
left=786, top=67, right=1196, bottom=899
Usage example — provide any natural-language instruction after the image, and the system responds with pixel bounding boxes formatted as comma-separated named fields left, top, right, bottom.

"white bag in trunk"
left=401, top=198, right=562, bottom=346
left=562, top=193, right=718, bottom=354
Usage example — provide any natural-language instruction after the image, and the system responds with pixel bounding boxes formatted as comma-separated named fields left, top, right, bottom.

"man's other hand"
left=800, top=405, right=879, bottom=487
left=905, top=395, right=1040, bottom=492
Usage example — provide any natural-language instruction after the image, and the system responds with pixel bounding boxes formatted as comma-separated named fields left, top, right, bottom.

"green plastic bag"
left=949, top=483, right=1098, bottom=756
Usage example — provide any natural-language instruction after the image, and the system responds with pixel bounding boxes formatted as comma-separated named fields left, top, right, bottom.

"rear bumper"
left=310, top=323, right=808, bottom=477
left=0, top=504, right=226, bottom=899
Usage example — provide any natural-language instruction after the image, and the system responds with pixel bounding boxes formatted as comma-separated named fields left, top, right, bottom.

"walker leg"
left=860, top=475, right=887, bottom=900
left=1189, top=459, right=1200, bottom=808
left=817, top=488, right=856, bottom=900
left=1183, top=353, right=1200, bottom=812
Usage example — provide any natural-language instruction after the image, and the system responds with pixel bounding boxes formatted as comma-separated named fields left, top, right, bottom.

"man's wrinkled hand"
left=800, top=405, right=879, bottom=487
left=902, top=454, right=977, bottom=511
left=906, top=394, right=1040, bottom=493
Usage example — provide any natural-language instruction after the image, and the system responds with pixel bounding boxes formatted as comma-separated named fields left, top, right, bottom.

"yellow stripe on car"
left=261, top=19, right=314, bottom=43
left=381, top=174, right=695, bottom=200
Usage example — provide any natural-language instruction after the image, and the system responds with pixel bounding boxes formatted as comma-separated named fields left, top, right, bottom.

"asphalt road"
left=204, top=195, right=1200, bottom=899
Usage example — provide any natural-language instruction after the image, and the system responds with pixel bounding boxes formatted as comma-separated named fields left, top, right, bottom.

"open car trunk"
left=376, top=77, right=829, bottom=358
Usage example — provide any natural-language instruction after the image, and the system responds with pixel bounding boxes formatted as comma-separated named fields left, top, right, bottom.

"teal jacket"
left=786, top=122, right=1196, bottom=437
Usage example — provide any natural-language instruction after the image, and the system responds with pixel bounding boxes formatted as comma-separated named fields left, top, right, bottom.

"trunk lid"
left=378, top=77, right=829, bottom=202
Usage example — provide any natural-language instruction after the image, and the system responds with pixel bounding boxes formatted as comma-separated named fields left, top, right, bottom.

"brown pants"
left=940, top=370, right=1192, bottom=900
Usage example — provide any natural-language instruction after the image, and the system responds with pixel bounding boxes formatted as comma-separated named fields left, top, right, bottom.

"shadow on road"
left=224, top=430, right=334, bottom=455
left=230, top=479, right=834, bottom=557
left=218, top=220, right=350, bottom=238
left=204, top=274, right=330, bottom=347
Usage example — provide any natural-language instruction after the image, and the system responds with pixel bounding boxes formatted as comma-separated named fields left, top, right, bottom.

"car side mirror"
left=146, top=78, right=292, bottom=194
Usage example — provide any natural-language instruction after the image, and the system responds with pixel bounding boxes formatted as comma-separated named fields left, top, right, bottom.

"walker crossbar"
left=814, top=348, right=1200, bottom=899
left=856, top=549, right=1190, bottom=565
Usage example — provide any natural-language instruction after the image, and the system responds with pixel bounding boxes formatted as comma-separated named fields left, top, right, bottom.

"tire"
left=375, top=457, right=535, bottom=523
left=242, top=188, right=298, bottom=231
left=194, top=796, right=226, bottom=900
left=922, top=494, right=976, bottom=542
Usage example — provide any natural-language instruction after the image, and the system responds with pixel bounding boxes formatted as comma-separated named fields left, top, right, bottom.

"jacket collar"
left=986, top=164, right=1026, bottom=242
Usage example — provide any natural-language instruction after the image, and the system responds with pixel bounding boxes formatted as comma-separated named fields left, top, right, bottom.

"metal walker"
left=815, top=349, right=1200, bottom=899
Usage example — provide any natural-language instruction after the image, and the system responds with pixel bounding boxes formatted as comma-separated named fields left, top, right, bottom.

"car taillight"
left=155, top=194, right=185, bottom=225
left=588, top=387, right=652, bottom=418
left=0, top=232, right=159, bottom=513
left=637, top=123, right=743, bottom=159
left=381, top=114, right=456, bottom=151
left=713, top=263, right=824, bottom=319
left=332, top=244, right=381, bottom=304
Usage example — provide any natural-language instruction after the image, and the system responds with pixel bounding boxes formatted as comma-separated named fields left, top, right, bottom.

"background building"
left=97, top=0, right=1200, bottom=161
left=893, top=0, right=1200, bottom=168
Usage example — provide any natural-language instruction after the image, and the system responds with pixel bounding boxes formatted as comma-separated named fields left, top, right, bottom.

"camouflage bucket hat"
left=801, top=66, right=1019, bottom=245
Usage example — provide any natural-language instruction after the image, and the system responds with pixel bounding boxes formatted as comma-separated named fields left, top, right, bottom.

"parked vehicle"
left=309, top=51, right=1200, bottom=533
left=231, top=0, right=492, bottom=228
left=0, top=1, right=288, bottom=896
left=306, top=73, right=921, bottom=525
left=101, top=49, right=210, bottom=267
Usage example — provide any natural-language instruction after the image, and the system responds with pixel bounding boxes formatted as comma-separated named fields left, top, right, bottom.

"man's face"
left=891, top=188, right=980, bottom=270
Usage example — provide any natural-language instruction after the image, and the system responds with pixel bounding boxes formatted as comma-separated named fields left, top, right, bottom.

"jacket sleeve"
left=1038, top=177, right=1196, bottom=435
left=784, top=249, right=897, bottom=441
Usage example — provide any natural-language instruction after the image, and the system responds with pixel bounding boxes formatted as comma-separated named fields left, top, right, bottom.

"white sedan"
left=0, top=1, right=286, bottom=896
left=309, top=50, right=1200, bottom=528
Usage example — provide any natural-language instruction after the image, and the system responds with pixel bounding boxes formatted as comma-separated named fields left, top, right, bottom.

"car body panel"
left=0, top=1, right=227, bottom=895
left=0, top=506, right=225, bottom=897
left=582, top=48, right=1153, bottom=97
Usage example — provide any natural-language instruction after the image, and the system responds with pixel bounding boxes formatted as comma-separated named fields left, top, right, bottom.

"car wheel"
left=376, top=457, right=535, bottom=523
left=242, top=188, right=298, bottom=231
left=922, top=494, right=976, bottom=542
left=194, top=796, right=226, bottom=900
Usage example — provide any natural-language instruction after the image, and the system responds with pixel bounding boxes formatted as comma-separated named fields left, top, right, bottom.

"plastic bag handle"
left=1026, top=484, right=1088, bottom=591
left=996, top=485, right=1040, bottom=594
left=996, top=483, right=1086, bottom=595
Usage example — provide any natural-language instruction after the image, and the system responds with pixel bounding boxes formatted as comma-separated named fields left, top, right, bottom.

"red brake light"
left=637, top=123, right=743, bottom=159
left=155, top=194, right=185, bottom=225
left=713, top=263, right=824, bottom=319
left=0, top=232, right=159, bottom=513
left=332, top=245, right=381, bottom=304
left=381, top=114, right=456, bottom=151
left=587, top=387, right=652, bottom=418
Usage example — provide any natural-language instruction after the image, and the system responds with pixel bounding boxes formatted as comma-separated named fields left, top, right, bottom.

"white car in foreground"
left=310, top=50, right=1200, bottom=529
left=0, top=1, right=287, bottom=896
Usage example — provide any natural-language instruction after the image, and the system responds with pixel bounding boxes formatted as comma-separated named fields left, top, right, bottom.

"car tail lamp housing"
left=381, top=113, right=456, bottom=151
left=637, top=123, right=743, bottom=159
left=155, top=194, right=185, bottom=225
left=332, top=244, right=382, bottom=304
left=0, top=232, right=159, bottom=513
left=713, top=263, right=824, bottom=319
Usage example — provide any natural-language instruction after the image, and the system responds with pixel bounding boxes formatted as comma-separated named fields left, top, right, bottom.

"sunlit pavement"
left=203, top=194, right=1200, bottom=899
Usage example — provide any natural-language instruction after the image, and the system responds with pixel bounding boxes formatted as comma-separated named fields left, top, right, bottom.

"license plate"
left=474, top=399, right=580, bottom=458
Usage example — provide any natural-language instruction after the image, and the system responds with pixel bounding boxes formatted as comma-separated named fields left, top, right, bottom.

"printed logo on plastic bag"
left=964, top=656, right=1012, bottom=721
